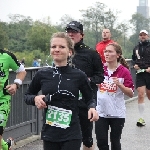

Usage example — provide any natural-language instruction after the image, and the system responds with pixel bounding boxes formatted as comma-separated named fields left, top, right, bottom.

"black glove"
left=42, top=94, right=51, bottom=105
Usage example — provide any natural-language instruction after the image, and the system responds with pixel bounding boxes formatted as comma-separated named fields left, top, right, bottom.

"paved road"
left=15, top=97, right=150, bottom=150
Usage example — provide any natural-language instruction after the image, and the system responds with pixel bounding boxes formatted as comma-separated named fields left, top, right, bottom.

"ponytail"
left=119, top=55, right=129, bottom=69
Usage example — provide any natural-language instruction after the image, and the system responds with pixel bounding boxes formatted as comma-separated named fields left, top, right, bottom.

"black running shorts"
left=136, top=72, right=150, bottom=89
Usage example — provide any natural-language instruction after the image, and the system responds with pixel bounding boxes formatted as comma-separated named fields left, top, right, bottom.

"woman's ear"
left=69, top=50, right=72, bottom=57
left=117, top=54, right=120, bottom=58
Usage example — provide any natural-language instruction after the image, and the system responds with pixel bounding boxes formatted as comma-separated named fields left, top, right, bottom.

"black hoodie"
left=72, top=41, right=104, bottom=107
left=24, top=65, right=96, bottom=141
left=132, top=40, right=150, bottom=69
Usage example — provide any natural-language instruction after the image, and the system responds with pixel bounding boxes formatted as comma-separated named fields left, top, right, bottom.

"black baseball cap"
left=66, top=21, right=83, bottom=32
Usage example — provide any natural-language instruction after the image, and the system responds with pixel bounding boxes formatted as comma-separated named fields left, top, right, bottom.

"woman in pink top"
left=95, top=43, right=134, bottom=150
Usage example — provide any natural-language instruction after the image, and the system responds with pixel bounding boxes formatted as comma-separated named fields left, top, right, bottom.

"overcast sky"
left=0, top=0, right=145, bottom=24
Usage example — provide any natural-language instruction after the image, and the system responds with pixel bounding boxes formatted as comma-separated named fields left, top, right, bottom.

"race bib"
left=46, top=105, right=72, bottom=129
left=98, top=82, right=117, bottom=94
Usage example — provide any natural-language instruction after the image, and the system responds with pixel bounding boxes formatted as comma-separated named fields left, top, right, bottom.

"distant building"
left=137, top=0, right=149, bottom=18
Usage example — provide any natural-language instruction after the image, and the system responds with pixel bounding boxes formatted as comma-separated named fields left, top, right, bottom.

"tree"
left=129, top=13, right=150, bottom=45
left=0, top=22, right=8, bottom=49
left=27, top=20, right=57, bottom=54
left=79, top=2, right=106, bottom=44
left=130, top=13, right=150, bottom=34
left=59, top=14, right=75, bottom=29
left=79, top=2, right=121, bottom=45
left=8, top=14, right=33, bottom=51
left=116, top=23, right=130, bottom=48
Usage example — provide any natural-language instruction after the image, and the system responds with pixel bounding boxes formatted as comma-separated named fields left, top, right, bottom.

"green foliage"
left=122, top=40, right=134, bottom=59
left=129, top=13, right=150, bottom=46
left=79, top=2, right=121, bottom=44
left=8, top=14, right=33, bottom=51
left=130, top=13, right=150, bottom=33
left=84, top=30, right=97, bottom=49
left=1, top=2, right=150, bottom=60
left=54, top=25, right=65, bottom=32
left=0, top=22, right=8, bottom=49
left=54, top=2, right=139, bottom=58
left=14, top=50, right=53, bottom=67
left=79, top=2, right=106, bottom=44
left=27, top=20, right=58, bottom=54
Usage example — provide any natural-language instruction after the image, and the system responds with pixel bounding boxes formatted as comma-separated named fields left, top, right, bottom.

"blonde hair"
left=106, top=43, right=129, bottom=69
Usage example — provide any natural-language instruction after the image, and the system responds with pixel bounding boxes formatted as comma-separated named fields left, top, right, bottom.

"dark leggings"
left=43, top=139, right=81, bottom=150
left=95, top=117, right=125, bottom=150
left=78, top=107, right=93, bottom=147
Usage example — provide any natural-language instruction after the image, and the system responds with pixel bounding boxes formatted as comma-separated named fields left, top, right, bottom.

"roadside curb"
left=14, top=135, right=41, bottom=149
left=125, top=96, right=138, bottom=104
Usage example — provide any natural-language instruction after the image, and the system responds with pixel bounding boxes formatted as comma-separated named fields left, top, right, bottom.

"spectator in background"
left=38, top=59, right=41, bottom=67
left=32, top=58, right=40, bottom=67
left=132, top=30, right=150, bottom=127
left=96, top=29, right=115, bottom=64
left=21, top=57, right=25, bottom=67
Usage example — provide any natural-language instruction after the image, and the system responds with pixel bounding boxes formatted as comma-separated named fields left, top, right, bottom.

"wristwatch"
left=13, top=82, right=20, bottom=89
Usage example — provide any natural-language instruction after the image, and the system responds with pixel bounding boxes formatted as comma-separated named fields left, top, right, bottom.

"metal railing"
left=3, top=67, right=43, bottom=141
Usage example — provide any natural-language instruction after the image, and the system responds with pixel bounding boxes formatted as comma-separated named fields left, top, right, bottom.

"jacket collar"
left=74, top=40, right=84, bottom=51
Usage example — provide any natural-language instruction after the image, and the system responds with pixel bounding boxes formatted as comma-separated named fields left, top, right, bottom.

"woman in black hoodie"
left=24, top=32, right=98, bottom=150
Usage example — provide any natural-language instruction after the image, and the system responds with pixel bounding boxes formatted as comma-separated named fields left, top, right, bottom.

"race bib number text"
left=46, top=105, right=72, bottom=129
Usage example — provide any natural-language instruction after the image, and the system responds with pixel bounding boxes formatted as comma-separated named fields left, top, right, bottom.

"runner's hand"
left=34, top=95, right=47, bottom=109
left=5, top=84, right=17, bottom=95
left=88, top=108, right=99, bottom=122
left=134, top=64, right=140, bottom=70
left=112, top=77, right=121, bottom=86
left=146, top=67, right=150, bottom=73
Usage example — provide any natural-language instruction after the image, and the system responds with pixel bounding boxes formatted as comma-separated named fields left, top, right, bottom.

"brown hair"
left=106, top=43, right=129, bottom=69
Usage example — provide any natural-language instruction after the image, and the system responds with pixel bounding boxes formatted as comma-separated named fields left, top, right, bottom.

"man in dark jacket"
left=66, top=21, right=104, bottom=150
left=132, top=30, right=150, bottom=127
